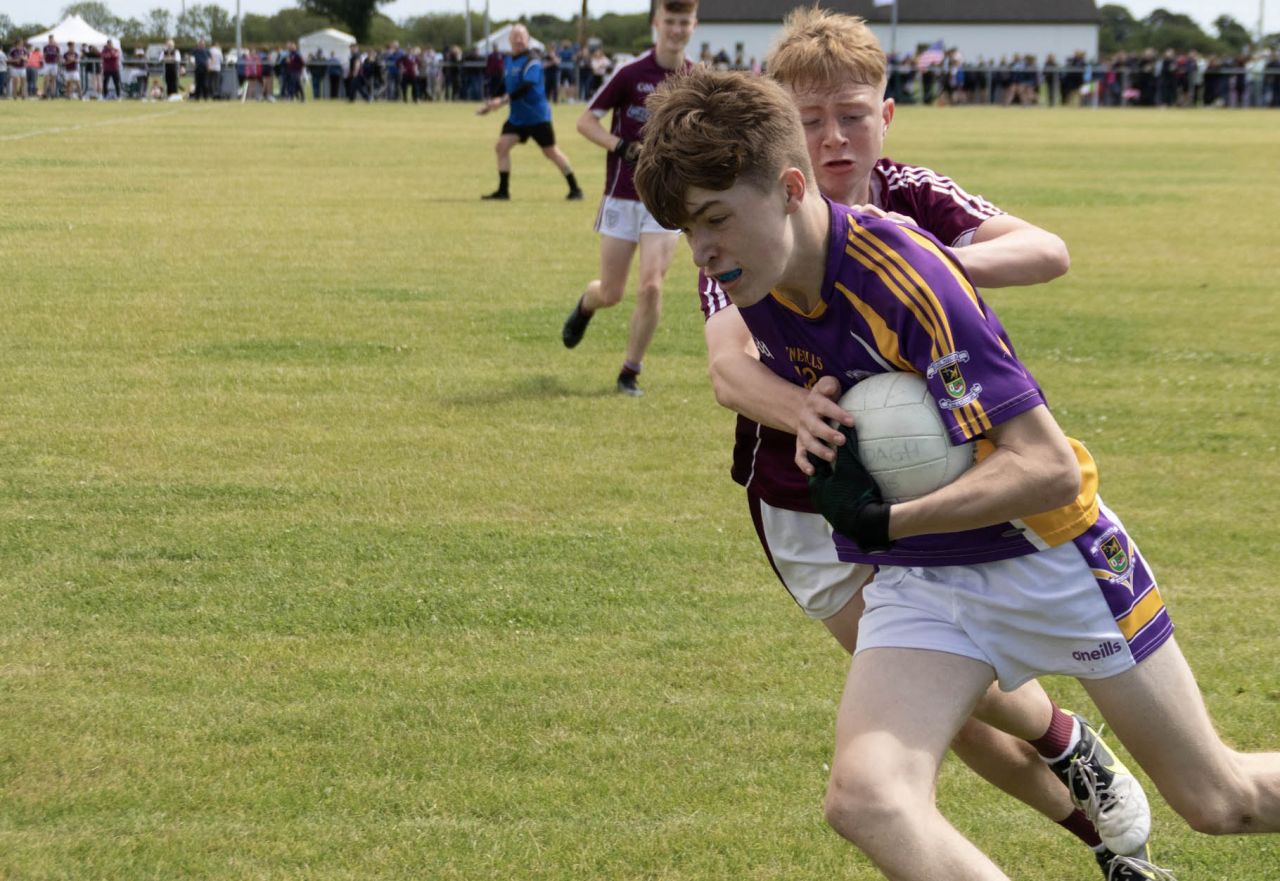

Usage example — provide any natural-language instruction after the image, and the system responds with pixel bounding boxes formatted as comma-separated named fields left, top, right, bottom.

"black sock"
left=619, top=361, right=640, bottom=382
left=565, top=171, right=580, bottom=192
left=498, top=171, right=510, bottom=194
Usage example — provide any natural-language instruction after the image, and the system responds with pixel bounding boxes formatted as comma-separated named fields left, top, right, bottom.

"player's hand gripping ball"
left=807, top=424, right=893, bottom=552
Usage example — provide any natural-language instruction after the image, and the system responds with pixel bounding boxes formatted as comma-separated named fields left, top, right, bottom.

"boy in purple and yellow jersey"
left=560, top=0, right=698, bottom=397
left=695, top=11, right=1156, bottom=881
left=636, top=66, right=1280, bottom=881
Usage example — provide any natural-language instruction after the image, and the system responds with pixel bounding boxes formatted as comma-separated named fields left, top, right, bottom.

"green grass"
left=0, top=100, right=1278, bottom=880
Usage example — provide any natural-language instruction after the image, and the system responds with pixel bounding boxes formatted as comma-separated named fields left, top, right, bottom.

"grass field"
left=0, top=99, right=1278, bottom=880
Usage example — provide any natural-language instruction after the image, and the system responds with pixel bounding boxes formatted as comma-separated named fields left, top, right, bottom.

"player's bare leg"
left=1084, top=636, right=1280, bottom=834
left=563, top=235, right=635, bottom=350
left=616, top=231, right=678, bottom=392
left=822, top=579, right=1129, bottom=850
left=826, top=647, right=1011, bottom=880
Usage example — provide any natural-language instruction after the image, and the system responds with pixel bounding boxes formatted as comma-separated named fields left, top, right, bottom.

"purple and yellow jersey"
left=735, top=199, right=1100, bottom=567
left=699, top=158, right=1004, bottom=512
left=588, top=50, right=694, bottom=202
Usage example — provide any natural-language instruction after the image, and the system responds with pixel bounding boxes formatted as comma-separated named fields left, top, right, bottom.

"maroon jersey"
left=43, top=43, right=60, bottom=65
left=698, top=157, right=1004, bottom=513
left=101, top=46, right=120, bottom=73
left=63, top=49, right=78, bottom=72
left=588, top=49, right=694, bottom=201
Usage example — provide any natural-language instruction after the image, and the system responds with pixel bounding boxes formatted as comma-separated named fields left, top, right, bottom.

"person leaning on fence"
left=61, top=41, right=81, bottom=99
left=100, top=39, right=121, bottom=99
left=399, top=48, right=419, bottom=103
left=8, top=42, right=26, bottom=99
left=41, top=37, right=60, bottom=99
left=476, top=24, right=583, bottom=202
left=208, top=42, right=223, bottom=99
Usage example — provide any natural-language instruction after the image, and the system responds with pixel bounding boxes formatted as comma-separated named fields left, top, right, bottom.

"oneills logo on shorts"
left=1072, top=641, right=1123, bottom=663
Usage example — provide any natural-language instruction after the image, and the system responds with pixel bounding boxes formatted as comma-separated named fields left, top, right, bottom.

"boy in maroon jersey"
left=690, top=9, right=1161, bottom=881
left=62, top=41, right=81, bottom=99
left=559, top=0, right=698, bottom=397
left=101, top=39, right=121, bottom=100
left=41, top=37, right=60, bottom=99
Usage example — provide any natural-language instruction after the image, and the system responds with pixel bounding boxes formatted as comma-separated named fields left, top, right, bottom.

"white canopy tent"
left=26, top=14, right=116, bottom=50
left=299, top=28, right=356, bottom=60
left=473, top=24, right=545, bottom=55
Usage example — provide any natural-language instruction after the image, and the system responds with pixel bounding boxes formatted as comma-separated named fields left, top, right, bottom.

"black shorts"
left=501, top=120, right=556, bottom=148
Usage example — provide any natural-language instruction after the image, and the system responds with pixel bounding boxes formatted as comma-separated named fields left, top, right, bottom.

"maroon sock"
left=1029, top=703, right=1076, bottom=759
left=1059, top=807, right=1103, bottom=848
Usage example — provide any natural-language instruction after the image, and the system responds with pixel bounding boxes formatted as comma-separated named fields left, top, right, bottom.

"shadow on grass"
left=446, top=373, right=617, bottom=406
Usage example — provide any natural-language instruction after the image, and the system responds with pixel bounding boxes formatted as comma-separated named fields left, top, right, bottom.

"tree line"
left=0, top=1, right=654, bottom=51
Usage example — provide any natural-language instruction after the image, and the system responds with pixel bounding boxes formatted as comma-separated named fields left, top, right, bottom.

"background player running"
left=560, top=0, right=698, bottom=397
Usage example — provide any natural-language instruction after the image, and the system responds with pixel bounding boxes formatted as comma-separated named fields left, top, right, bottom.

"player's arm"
left=704, top=306, right=848, bottom=448
left=887, top=405, right=1079, bottom=540
left=804, top=393, right=1079, bottom=550
left=575, top=107, right=617, bottom=150
left=950, top=213, right=1070, bottom=288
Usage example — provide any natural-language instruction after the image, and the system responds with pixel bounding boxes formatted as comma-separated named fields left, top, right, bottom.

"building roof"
left=687, top=0, right=1101, bottom=25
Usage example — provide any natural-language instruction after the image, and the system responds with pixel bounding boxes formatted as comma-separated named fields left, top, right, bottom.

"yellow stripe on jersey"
left=768, top=289, right=828, bottom=319
left=900, top=225, right=986, bottom=315
left=834, top=282, right=915, bottom=372
left=899, top=226, right=1013, bottom=363
left=1116, top=585, right=1167, bottom=642
left=843, top=238, right=945, bottom=364
left=846, top=219, right=994, bottom=437
left=848, top=220, right=955, bottom=354
left=1019, top=438, right=1101, bottom=546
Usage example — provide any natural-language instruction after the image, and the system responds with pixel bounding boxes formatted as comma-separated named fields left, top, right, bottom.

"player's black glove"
left=612, top=138, right=642, bottom=164
left=807, top=423, right=894, bottom=553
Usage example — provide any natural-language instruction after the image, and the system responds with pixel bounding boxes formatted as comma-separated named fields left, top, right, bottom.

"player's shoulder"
left=611, top=50, right=659, bottom=81
left=874, top=156, right=955, bottom=194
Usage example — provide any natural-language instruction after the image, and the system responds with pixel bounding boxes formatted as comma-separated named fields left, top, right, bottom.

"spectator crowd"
left=4, top=33, right=1279, bottom=109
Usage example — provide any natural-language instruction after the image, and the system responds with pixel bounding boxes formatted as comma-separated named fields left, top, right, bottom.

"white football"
left=837, top=372, right=974, bottom=503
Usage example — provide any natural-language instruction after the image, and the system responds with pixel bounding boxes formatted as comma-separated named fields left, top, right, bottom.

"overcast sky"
left=9, top=0, right=1276, bottom=37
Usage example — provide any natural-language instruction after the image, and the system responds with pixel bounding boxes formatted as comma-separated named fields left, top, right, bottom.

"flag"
left=916, top=39, right=945, bottom=69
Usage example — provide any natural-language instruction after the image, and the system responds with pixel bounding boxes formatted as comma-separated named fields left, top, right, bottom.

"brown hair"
left=657, top=0, right=698, bottom=14
left=635, top=67, right=812, bottom=231
left=766, top=6, right=886, bottom=92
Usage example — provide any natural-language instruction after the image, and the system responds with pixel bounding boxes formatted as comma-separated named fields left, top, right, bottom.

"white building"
left=685, top=0, right=1101, bottom=67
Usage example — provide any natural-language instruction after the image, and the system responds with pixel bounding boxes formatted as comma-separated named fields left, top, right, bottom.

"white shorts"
left=594, top=195, right=675, bottom=243
left=856, top=536, right=1166, bottom=692
left=42, top=64, right=58, bottom=77
left=748, top=492, right=872, bottom=621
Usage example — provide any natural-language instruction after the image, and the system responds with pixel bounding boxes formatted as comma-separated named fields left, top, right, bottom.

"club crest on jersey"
left=927, top=351, right=972, bottom=399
